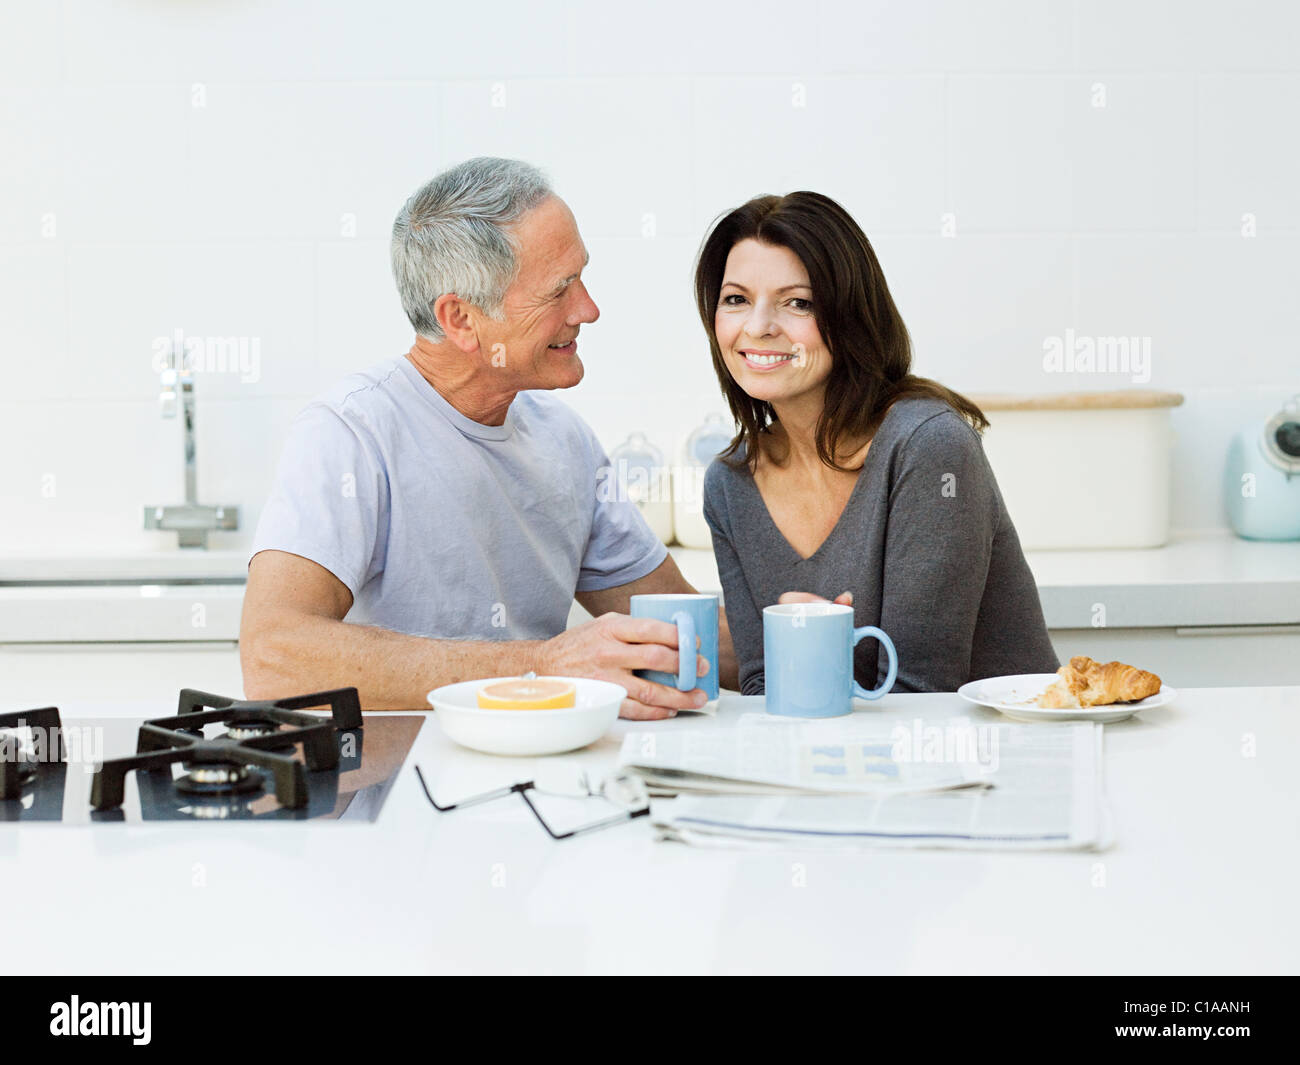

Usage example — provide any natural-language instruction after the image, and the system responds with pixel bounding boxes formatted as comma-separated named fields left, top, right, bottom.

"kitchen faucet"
left=143, top=344, right=239, bottom=548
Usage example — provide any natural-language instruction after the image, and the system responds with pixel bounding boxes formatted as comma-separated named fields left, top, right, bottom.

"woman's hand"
left=777, top=590, right=854, bottom=606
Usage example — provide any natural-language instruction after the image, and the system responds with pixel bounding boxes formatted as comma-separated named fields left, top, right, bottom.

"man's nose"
left=569, top=280, right=599, bottom=325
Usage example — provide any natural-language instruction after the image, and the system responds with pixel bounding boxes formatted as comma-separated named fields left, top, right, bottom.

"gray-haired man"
left=241, top=157, right=736, bottom=716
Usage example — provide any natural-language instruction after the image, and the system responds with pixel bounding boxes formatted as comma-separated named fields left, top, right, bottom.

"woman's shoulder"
left=703, top=446, right=751, bottom=496
left=702, top=446, right=757, bottom=529
left=879, top=396, right=983, bottom=456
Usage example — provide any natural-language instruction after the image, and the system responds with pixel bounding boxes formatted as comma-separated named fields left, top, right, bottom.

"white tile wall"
left=947, top=76, right=1073, bottom=232
left=59, top=84, right=191, bottom=244
left=1074, top=234, right=1300, bottom=390
left=0, top=88, right=64, bottom=242
left=315, top=240, right=413, bottom=389
left=1196, top=74, right=1300, bottom=231
left=873, top=234, right=1075, bottom=391
left=814, top=0, right=1073, bottom=73
left=0, top=3, right=60, bottom=87
left=1, top=0, right=1297, bottom=554
left=0, top=242, right=67, bottom=400
left=1075, top=0, right=1300, bottom=72
left=1067, top=75, right=1196, bottom=232
left=185, top=82, right=443, bottom=242
left=65, top=241, right=318, bottom=401
left=439, top=78, right=695, bottom=240
left=688, top=75, right=946, bottom=236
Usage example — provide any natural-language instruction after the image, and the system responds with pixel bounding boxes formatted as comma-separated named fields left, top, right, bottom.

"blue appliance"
left=1225, top=394, right=1300, bottom=540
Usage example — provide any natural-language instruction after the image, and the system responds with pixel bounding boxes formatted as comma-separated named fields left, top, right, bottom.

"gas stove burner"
left=224, top=720, right=279, bottom=741
left=175, top=761, right=263, bottom=797
left=0, top=707, right=65, bottom=801
left=4, top=703, right=416, bottom=824
left=176, top=687, right=363, bottom=731
left=90, top=687, right=362, bottom=812
left=182, top=801, right=250, bottom=820
left=220, top=717, right=299, bottom=755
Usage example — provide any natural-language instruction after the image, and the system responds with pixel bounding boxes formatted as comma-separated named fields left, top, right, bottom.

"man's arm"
left=575, top=554, right=740, bottom=692
left=240, top=550, right=709, bottom=717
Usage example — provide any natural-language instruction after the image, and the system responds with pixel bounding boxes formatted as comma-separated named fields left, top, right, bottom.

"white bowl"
left=426, top=676, right=626, bottom=756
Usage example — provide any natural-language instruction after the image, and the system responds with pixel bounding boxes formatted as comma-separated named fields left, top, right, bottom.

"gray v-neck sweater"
left=702, top=396, right=1059, bottom=695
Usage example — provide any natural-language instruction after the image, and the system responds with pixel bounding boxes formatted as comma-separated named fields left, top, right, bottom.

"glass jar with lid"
left=673, top=413, right=734, bottom=549
left=606, top=431, right=674, bottom=545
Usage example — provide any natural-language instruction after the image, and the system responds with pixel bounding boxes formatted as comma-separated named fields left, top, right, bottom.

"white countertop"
left=0, top=531, right=1296, bottom=644
left=1021, top=532, right=1300, bottom=628
left=7, top=685, right=1297, bottom=975
left=0, top=549, right=250, bottom=583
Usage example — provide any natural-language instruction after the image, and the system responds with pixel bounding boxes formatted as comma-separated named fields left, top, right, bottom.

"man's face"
left=474, top=196, right=599, bottom=390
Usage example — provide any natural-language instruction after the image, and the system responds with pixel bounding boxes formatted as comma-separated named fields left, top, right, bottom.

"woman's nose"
left=744, top=304, right=779, bottom=338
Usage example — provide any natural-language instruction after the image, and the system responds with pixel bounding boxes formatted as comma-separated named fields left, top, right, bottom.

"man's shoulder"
left=514, top=390, right=601, bottom=453
left=313, top=357, right=409, bottom=417
left=277, top=359, right=409, bottom=462
left=514, top=387, right=582, bottom=420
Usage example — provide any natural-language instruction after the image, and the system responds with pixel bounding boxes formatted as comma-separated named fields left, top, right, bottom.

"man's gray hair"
left=391, top=157, right=554, bottom=340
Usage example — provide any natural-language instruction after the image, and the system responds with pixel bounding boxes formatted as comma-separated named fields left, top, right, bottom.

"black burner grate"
left=90, top=688, right=362, bottom=811
left=0, top=706, right=65, bottom=801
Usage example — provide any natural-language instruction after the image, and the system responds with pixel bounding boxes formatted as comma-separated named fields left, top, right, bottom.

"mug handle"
left=851, top=626, right=898, bottom=700
left=672, top=610, right=697, bottom=692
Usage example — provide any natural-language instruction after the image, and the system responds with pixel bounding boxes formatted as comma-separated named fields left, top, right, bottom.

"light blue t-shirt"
left=251, top=355, right=668, bottom=640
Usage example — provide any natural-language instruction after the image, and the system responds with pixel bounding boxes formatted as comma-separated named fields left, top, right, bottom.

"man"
left=240, top=157, right=736, bottom=718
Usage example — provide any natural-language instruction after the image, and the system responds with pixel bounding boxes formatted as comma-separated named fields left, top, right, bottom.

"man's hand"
left=537, top=612, right=710, bottom=720
left=778, top=590, right=854, bottom=607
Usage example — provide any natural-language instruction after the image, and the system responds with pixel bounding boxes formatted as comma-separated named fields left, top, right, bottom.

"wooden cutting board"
left=966, top=390, right=1185, bottom=411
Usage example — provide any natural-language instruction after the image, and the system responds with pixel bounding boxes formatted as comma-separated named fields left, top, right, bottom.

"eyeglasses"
left=413, top=763, right=651, bottom=840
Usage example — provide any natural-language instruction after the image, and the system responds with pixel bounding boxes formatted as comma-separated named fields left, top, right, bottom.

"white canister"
left=969, top=390, right=1184, bottom=550
left=673, top=413, right=736, bottom=549
left=606, top=432, right=675, bottom=545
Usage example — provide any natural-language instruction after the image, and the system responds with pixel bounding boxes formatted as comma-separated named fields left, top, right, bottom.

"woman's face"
left=714, top=238, right=830, bottom=407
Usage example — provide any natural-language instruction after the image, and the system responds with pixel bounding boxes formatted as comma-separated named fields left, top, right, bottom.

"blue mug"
left=763, top=602, right=898, bottom=717
left=629, top=593, right=720, bottom=699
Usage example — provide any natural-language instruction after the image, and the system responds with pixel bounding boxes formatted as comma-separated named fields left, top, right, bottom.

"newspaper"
left=618, top=713, right=995, bottom=797
left=627, top=715, right=1111, bottom=852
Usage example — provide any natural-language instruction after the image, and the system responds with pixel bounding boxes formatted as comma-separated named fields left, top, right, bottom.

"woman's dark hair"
left=693, top=191, right=989, bottom=473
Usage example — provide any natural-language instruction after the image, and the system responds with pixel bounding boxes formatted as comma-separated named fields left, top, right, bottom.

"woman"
left=697, top=192, right=1058, bottom=695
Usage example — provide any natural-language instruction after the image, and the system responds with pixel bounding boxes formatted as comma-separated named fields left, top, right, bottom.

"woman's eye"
left=721, top=294, right=746, bottom=306
left=790, top=298, right=813, bottom=311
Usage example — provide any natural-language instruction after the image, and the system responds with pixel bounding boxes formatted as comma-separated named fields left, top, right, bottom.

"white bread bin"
left=968, top=390, right=1185, bottom=550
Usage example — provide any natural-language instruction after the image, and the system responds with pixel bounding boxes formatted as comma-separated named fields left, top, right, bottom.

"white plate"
left=957, top=673, right=1177, bottom=723
left=427, top=676, right=626, bottom=756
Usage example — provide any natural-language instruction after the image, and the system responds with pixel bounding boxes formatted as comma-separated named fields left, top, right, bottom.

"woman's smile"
left=738, top=348, right=798, bottom=370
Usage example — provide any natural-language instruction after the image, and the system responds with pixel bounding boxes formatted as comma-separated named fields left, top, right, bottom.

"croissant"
left=1036, top=655, right=1162, bottom=709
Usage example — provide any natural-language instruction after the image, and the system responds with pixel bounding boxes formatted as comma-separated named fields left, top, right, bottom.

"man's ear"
left=432, top=293, right=481, bottom=354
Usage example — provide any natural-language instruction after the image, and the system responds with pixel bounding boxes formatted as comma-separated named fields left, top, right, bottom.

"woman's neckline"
left=744, top=426, right=882, bottom=565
